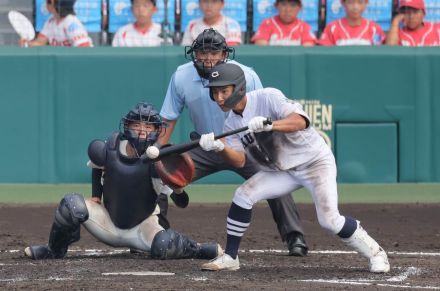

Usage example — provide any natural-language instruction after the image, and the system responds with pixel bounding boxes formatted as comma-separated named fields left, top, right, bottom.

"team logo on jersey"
left=211, top=71, right=219, bottom=78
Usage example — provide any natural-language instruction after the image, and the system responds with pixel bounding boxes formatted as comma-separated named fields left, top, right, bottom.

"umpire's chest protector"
left=101, top=133, right=157, bottom=229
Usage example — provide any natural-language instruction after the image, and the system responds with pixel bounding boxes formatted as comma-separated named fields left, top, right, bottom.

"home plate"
left=102, top=271, right=175, bottom=276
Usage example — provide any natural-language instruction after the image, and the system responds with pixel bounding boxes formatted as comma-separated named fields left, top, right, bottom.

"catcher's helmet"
left=185, top=28, right=235, bottom=79
left=53, top=0, right=76, bottom=17
left=207, top=62, right=246, bottom=109
left=120, top=102, right=166, bottom=156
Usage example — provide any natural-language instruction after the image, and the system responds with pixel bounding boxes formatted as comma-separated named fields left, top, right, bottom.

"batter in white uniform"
left=198, top=62, right=390, bottom=273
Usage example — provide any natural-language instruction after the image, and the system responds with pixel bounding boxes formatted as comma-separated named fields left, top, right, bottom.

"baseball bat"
left=144, top=117, right=272, bottom=162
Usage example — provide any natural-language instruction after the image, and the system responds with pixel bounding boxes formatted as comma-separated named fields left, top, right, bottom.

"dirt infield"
left=1, top=203, right=439, bottom=290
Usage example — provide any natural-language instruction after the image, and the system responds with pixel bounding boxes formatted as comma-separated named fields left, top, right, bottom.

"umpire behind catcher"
left=159, top=28, right=308, bottom=256
left=24, top=102, right=221, bottom=261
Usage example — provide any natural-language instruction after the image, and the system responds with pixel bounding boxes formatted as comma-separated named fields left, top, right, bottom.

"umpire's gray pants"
left=189, top=147, right=304, bottom=240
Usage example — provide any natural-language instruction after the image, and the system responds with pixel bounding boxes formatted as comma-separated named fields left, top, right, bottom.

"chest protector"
left=90, top=132, right=157, bottom=229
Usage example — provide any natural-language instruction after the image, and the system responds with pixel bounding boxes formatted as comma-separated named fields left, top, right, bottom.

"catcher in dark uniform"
left=24, top=102, right=221, bottom=260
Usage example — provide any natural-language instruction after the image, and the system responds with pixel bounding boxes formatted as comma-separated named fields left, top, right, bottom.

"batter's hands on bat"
left=199, top=132, right=225, bottom=152
left=248, top=116, right=273, bottom=133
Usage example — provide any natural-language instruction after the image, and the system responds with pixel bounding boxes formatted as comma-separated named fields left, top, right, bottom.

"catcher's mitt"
left=154, top=151, right=195, bottom=189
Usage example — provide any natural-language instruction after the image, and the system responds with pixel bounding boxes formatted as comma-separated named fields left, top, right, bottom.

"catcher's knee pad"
left=150, top=229, right=173, bottom=259
left=150, top=229, right=218, bottom=260
left=55, top=193, right=89, bottom=228
left=46, top=193, right=89, bottom=258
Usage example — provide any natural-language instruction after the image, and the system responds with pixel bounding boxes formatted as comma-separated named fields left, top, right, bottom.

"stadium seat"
left=180, top=0, right=247, bottom=32
left=35, top=0, right=103, bottom=32
left=253, top=0, right=320, bottom=33
left=108, top=0, right=175, bottom=33
left=325, top=0, right=393, bottom=31
left=424, top=0, right=440, bottom=23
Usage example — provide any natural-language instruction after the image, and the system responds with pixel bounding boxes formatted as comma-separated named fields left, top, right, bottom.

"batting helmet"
left=207, top=63, right=246, bottom=109
left=185, top=28, right=235, bottom=79
left=120, top=102, right=166, bottom=156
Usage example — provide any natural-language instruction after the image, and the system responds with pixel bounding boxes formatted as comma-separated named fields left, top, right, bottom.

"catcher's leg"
left=150, top=229, right=222, bottom=260
left=25, top=193, right=88, bottom=260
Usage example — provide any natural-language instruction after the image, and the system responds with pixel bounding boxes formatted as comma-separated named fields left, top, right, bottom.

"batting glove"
left=248, top=116, right=273, bottom=133
left=199, top=133, right=225, bottom=152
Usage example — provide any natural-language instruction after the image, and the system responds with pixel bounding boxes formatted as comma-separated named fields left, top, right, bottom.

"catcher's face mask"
left=184, top=28, right=235, bottom=79
left=121, top=102, right=165, bottom=156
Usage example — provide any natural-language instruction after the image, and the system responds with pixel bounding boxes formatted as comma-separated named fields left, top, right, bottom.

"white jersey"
left=40, top=15, right=92, bottom=47
left=224, top=88, right=330, bottom=171
left=112, top=23, right=165, bottom=47
left=181, top=15, right=242, bottom=46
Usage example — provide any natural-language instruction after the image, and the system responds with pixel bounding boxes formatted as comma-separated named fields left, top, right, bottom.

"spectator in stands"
left=386, top=0, right=440, bottom=46
left=251, top=0, right=317, bottom=46
left=181, top=0, right=242, bottom=46
left=19, top=0, right=92, bottom=47
left=112, top=0, right=166, bottom=47
left=319, top=0, right=385, bottom=46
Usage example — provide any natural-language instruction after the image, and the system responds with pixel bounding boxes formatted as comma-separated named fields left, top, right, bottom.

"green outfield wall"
left=0, top=46, right=438, bottom=184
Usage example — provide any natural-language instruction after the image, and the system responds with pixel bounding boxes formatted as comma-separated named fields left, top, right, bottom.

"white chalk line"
left=299, top=279, right=439, bottom=290
left=297, top=266, right=440, bottom=290
left=387, top=266, right=421, bottom=282
left=2, top=248, right=440, bottom=257
left=247, top=249, right=440, bottom=257
left=1, top=249, right=438, bottom=289
left=0, top=276, right=78, bottom=283
left=102, top=271, right=174, bottom=276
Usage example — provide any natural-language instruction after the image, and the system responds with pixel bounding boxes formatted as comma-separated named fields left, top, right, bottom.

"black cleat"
left=286, top=232, right=308, bottom=257
left=24, top=245, right=64, bottom=260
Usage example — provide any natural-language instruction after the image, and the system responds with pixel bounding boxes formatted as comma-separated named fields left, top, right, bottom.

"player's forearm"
left=386, top=17, right=403, bottom=45
left=158, top=118, right=176, bottom=145
left=219, top=146, right=246, bottom=168
left=303, top=41, right=315, bottom=47
left=273, top=113, right=307, bottom=133
left=254, top=39, right=269, bottom=46
left=29, top=36, right=48, bottom=47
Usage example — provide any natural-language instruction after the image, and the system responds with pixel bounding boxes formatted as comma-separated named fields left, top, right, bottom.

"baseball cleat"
left=201, top=253, right=240, bottom=271
left=286, top=232, right=308, bottom=257
left=24, top=245, right=56, bottom=260
left=369, top=248, right=390, bottom=273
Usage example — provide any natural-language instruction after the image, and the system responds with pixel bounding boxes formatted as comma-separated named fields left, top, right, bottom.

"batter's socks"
left=337, top=216, right=357, bottom=238
left=225, top=202, right=252, bottom=259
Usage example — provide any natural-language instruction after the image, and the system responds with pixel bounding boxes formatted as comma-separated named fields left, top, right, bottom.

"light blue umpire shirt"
left=160, top=60, right=263, bottom=135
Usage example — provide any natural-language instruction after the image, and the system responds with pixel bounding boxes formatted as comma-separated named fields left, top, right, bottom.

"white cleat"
left=369, top=249, right=390, bottom=273
left=201, top=253, right=240, bottom=271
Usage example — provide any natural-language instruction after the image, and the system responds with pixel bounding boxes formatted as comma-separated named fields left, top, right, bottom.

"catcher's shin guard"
left=150, top=229, right=221, bottom=260
left=342, top=224, right=390, bottom=273
left=26, top=193, right=88, bottom=260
